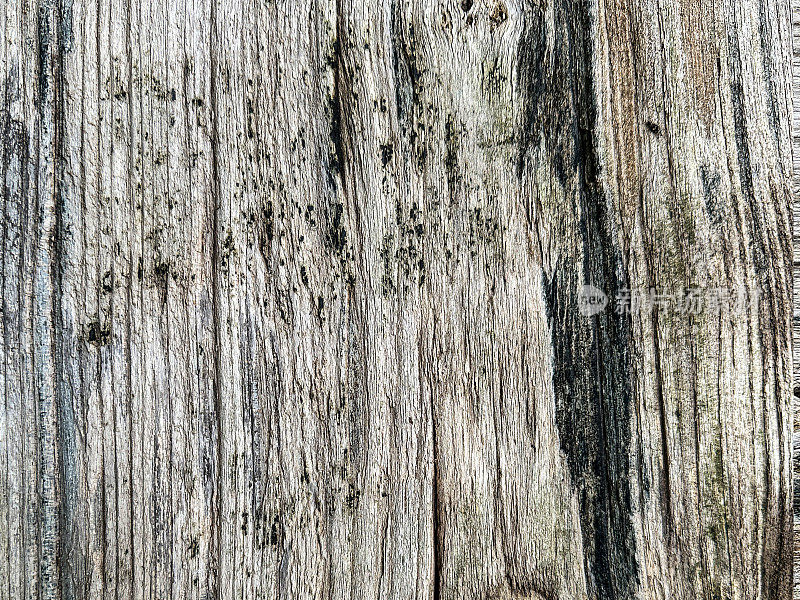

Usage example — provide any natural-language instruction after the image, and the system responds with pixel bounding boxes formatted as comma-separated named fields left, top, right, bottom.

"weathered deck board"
left=0, top=0, right=794, bottom=598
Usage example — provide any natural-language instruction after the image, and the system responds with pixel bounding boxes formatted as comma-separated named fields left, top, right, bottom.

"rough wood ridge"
left=1, top=0, right=794, bottom=598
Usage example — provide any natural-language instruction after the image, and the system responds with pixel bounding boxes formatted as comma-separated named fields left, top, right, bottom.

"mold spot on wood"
left=345, top=482, right=361, bottom=509
left=390, top=15, right=426, bottom=167
left=383, top=200, right=429, bottom=291
left=85, top=321, right=111, bottom=347
left=489, top=1, right=508, bottom=27
left=699, top=165, right=724, bottom=229
left=256, top=200, right=275, bottom=260
left=380, top=234, right=397, bottom=296
left=188, top=538, right=198, bottom=558
left=269, top=513, right=284, bottom=546
left=380, top=142, right=394, bottom=166
left=101, top=270, right=113, bottom=294
left=645, top=120, right=660, bottom=135
left=326, top=36, right=347, bottom=182
left=467, top=206, right=500, bottom=258
left=220, top=230, right=236, bottom=270
left=153, top=260, right=170, bottom=285
left=445, top=114, right=461, bottom=199
left=325, top=201, right=347, bottom=255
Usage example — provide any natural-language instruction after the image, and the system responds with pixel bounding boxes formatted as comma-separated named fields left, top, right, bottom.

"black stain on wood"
left=535, top=0, right=640, bottom=598
left=444, top=114, right=461, bottom=198
left=755, top=0, right=781, bottom=145
left=1, top=107, right=30, bottom=205
left=390, top=8, right=426, bottom=168
left=329, top=49, right=346, bottom=178
left=544, top=258, right=638, bottom=600
left=391, top=19, right=422, bottom=124
left=645, top=120, right=660, bottom=135
left=379, top=142, right=394, bottom=166
left=33, top=2, right=82, bottom=596
left=726, top=27, right=766, bottom=276
left=258, top=200, right=274, bottom=260
left=36, top=0, right=72, bottom=106
left=517, top=0, right=575, bottom=181
left=154, top=260, right=170, bottom=285
left=60, top=0, right=74, bottom=53
left=269, top=513, right=284, bottom=546
left=86, top=321, right=111, bottom=347
left=101, top=270, right=113, bottom=294
left=345, top=481, right=361, bottom=509
left=37, top=5, right=52, bottom=107
left=326, top=15, right=348, bottom=185
left=325, top=201, right=347, bottom=255
left=699, top=165, right=724, bottom=229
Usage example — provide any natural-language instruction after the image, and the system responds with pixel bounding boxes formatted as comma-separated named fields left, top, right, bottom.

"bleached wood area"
left=0, top=0, right=794, bottom=598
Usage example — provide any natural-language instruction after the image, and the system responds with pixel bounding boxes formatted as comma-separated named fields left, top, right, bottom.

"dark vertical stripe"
left=208, top=0, right=223, bottom=596
left=521, top=0, right=640, bottom=596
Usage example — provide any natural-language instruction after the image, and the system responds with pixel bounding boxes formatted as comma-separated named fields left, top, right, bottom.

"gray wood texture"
left=793, top=0, right=800, bottom=595
left=1, top=0, right=794, bottom=598
left=794, top=0, right=800, bottom=595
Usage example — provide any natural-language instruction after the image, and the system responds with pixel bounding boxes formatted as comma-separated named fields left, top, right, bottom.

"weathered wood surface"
left=794, top=0, right=800, bottom=596
left=1, top=0, right=794, bottom=598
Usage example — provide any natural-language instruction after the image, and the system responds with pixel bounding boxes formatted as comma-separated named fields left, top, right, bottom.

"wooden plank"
left=0, top=0, right=793, bottom=598
left=793, top=0, right=800, bottom=594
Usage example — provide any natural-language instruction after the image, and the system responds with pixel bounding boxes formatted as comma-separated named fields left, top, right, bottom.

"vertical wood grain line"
left=792, top=0, right=800, bottom=590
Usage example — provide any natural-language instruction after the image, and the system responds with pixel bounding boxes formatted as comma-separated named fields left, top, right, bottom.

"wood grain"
left=0, top=0, right=793, bottom=598
left=793, top=0, right=800, bottom=594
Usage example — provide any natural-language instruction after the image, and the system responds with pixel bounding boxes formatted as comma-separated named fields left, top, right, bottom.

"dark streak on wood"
left=209, top=0, right=223, bottom=595
left=535, top=0, right=640, bottom=595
